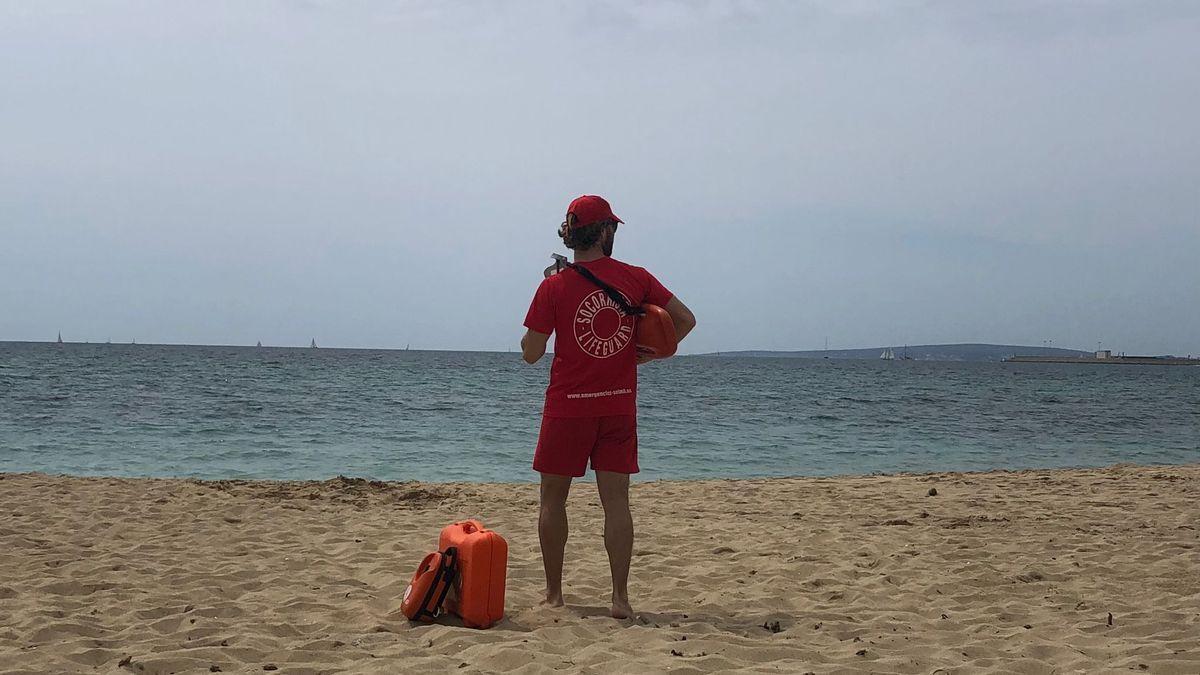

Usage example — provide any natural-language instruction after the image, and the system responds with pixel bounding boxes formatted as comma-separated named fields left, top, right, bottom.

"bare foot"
left=610, top=597, right=633, bottom=619
left=540, top=590, right=565, bottom=608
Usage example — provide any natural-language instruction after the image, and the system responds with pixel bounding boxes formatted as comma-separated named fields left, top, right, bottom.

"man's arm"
left=521, top=328, right=550, bottom=364
left=664, top=296, right=696, bottom=343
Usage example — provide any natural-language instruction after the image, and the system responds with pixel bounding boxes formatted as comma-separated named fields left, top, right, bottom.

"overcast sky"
left=3, top=1, right=1198, bottom=355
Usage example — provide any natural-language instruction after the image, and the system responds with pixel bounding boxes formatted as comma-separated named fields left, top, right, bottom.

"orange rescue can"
left=438, top=520, right=508, bottom=628
left=635, top=304, right=677, bottom=361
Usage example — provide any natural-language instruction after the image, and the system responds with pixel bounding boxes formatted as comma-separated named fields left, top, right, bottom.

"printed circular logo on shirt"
left=574, top=289, right=635, bottom=358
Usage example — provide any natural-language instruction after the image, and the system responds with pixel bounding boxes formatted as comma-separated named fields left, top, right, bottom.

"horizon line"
left=0, top=338, right=1105, bottom=356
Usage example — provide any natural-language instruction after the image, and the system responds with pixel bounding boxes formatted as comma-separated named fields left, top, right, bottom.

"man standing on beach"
left=520, top=195, right=696, bottom=619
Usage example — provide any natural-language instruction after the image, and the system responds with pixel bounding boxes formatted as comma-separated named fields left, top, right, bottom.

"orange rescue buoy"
left=635, top=304, right=677, bottom=361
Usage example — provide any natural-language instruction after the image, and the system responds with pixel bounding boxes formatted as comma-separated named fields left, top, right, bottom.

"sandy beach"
left=1, top=464, right=1197, bottom=674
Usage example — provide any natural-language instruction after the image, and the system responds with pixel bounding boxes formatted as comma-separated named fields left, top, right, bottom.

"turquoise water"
left=1, top=342, right=1197, bottom=481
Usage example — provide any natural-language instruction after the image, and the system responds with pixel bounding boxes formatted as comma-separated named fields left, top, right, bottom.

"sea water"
left=1, top=342, right=1197, bottom=482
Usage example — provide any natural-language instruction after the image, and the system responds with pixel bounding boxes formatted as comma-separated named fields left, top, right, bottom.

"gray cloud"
left=2, top=1, right=1198, bottom=355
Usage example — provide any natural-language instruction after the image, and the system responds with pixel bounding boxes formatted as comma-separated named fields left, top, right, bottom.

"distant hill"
left=702, top=343, right=1091, bottom=362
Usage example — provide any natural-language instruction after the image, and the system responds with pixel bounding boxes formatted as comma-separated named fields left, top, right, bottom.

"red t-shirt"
left=524, top=256, right=674, bottom=418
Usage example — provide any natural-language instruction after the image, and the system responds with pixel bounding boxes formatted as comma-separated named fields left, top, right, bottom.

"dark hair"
left=559, top=217, right=617, bottom=251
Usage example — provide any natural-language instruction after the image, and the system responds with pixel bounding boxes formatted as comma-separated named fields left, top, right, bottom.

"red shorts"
left=534, top=415, right=639, bottom=477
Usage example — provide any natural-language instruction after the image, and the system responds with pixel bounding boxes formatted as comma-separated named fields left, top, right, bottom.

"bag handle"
left=415, top=546, right=458, bottom=620
left=429, top=547, right=457, bottom=617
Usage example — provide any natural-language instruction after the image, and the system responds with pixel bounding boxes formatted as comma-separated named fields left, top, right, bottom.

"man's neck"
left=573, top=248, right=606, bottom=263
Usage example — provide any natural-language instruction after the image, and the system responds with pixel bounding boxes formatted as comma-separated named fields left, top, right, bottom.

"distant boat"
left=900, top=345, right=913, bottom=361
left=256, top=341, right=262, bottom=347
left=310, top=338, right=318, bottom=349
left=56, top=332, right=63, bottom=345
left=880, top=347, right=895, bottom=360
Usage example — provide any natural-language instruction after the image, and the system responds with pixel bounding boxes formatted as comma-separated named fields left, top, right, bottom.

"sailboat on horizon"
left=880, top=347, right=895, bottom=360
left=256, top=341, right=262, bottom=348
left=56, top=331, right=63, bottom=345
left=310, top=338, right=318, bottom=349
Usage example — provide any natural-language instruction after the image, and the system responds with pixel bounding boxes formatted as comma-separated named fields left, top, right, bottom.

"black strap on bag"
left=555, top=259, right=645, bottom=317
left=415, top=546, right=458, bottom=621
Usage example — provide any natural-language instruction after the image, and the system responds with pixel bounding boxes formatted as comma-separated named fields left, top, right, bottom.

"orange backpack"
left=438, top=520, right=508, bottom=629
left=400, top=547, right=457, bottom=622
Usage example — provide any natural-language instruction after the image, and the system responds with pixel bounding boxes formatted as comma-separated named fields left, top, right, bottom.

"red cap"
left=566, top=195, right=623, bottom=228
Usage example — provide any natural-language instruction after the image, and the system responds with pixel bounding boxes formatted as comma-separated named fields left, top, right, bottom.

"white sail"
left=880, top=348, right=895, bottom=360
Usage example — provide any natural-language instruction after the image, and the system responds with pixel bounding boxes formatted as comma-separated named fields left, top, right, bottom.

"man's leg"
left=595, top=470, right=633, bottom=619
left=538, top=473, right=573, bottom=607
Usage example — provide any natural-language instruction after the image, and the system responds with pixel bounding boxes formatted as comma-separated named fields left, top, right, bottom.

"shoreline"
left=5, top=460, right=1198, bottom=487
left=2, top=463, right=1197, bottom=673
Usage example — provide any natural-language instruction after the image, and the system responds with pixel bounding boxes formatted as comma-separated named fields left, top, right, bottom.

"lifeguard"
left=520, top=194, right=696, bottom=619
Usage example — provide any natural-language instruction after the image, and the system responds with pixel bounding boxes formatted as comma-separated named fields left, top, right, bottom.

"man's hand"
left=521, top=329, right=550, bottom=364
left=636, top=345, right=655, bottom=365
left=637, top=297, right=696, bottom=365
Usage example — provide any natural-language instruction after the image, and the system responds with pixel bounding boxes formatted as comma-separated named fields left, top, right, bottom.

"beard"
left=602, top=230, right=615, bottom=257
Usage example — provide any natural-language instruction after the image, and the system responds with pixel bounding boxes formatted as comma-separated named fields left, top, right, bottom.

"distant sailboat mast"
left=310, top=338, right=318, bottom=349
left=56, top=331, right=63, bottom=345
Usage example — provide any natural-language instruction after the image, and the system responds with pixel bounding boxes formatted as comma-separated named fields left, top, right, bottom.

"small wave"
left=5, top=346, right=1196, bottom=482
